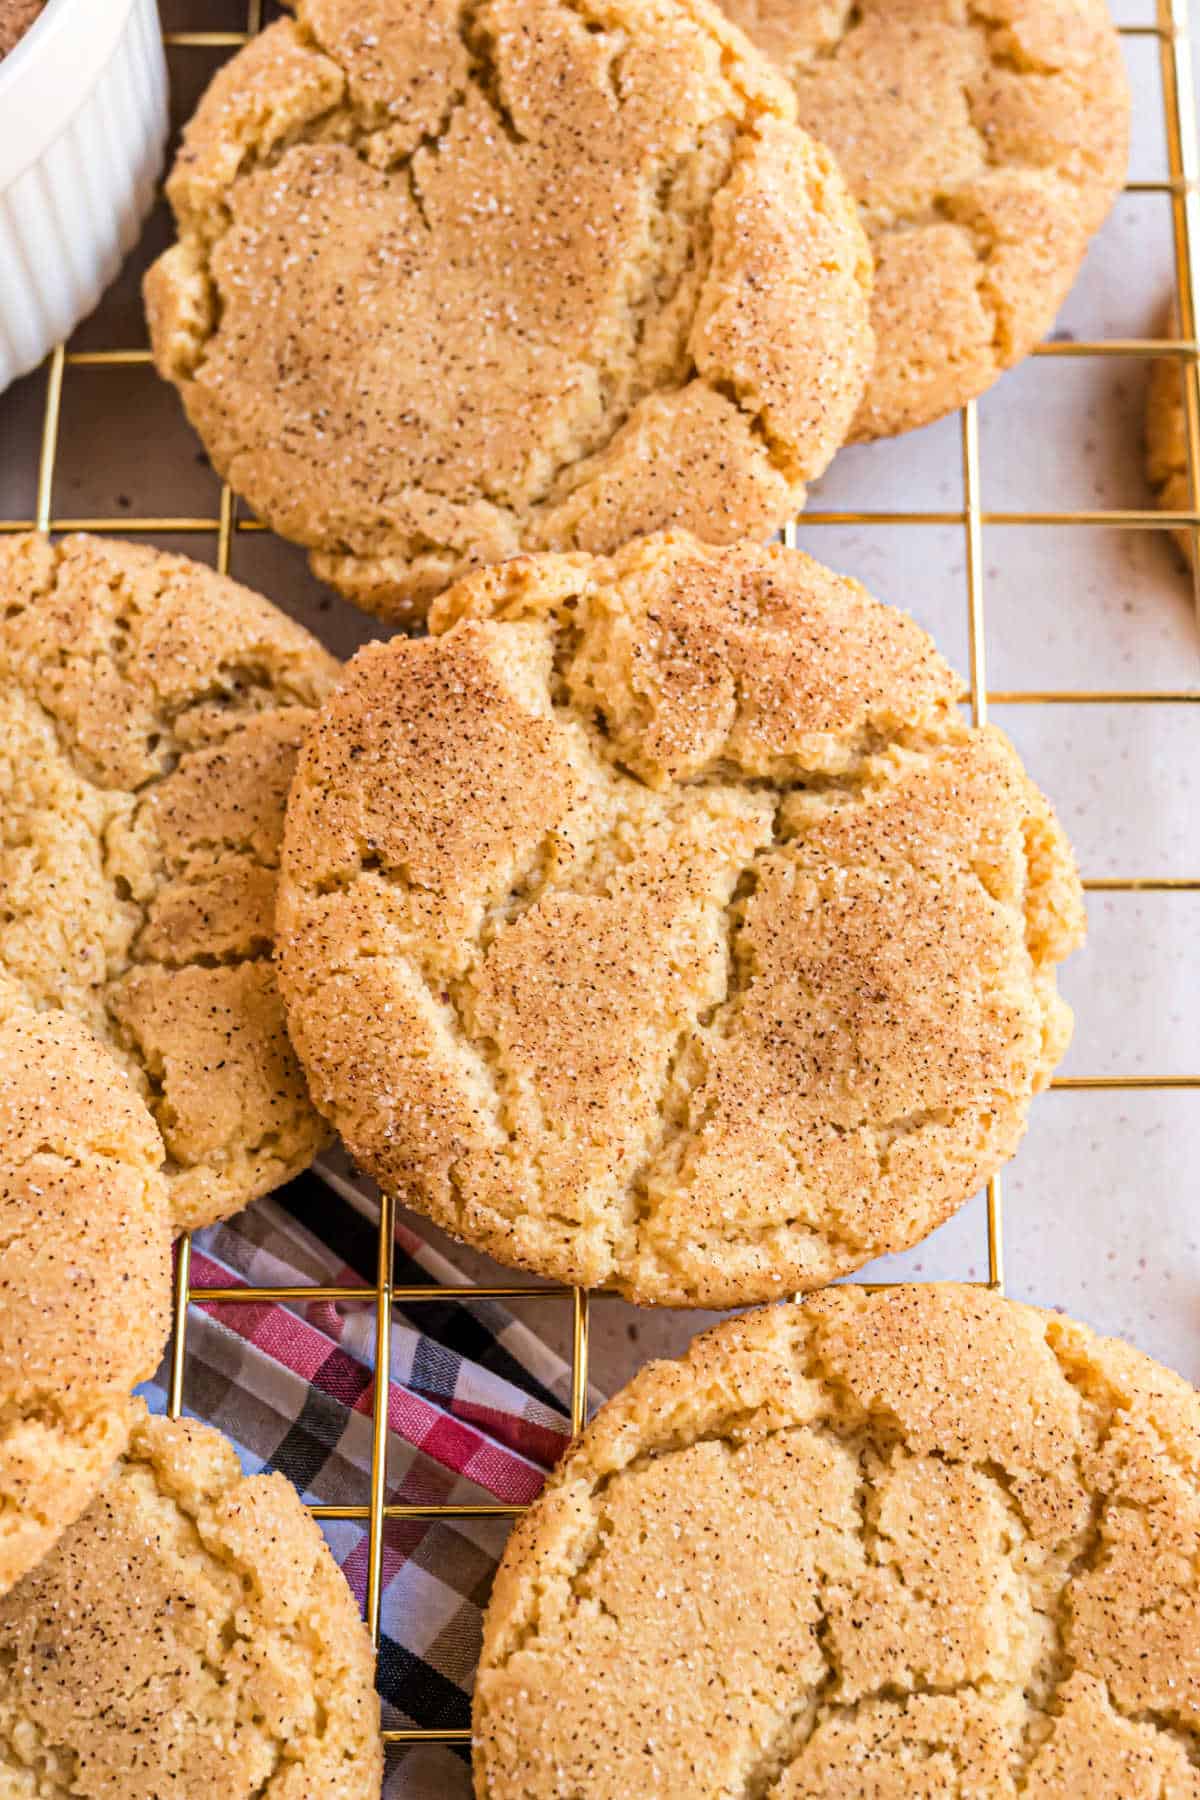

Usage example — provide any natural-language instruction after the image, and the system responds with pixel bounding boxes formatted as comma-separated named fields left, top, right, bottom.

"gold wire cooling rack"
left=2, top=0, right=1199, bottom=1763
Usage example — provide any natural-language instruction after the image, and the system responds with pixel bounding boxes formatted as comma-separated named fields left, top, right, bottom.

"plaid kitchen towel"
left=143, top=1152, right=599, bottom=1799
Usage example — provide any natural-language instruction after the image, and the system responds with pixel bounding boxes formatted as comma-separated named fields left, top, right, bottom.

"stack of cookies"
left=4, top=0, right=1197, bottom=1795
left=0, top=538, right=386, bottom=1794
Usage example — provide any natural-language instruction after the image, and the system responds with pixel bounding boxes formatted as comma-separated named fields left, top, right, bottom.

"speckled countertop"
left=0, top=0, right=1196, bottom=1393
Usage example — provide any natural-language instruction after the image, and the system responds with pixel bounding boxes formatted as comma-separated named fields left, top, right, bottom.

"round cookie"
left=0, top=532, right=341, bottom=1231
left=0, top=1003, right=171, bottom=1599
left=717, top=0, right=1129, bottom=440
left=0, top=1406, right=384, bottom=1796
left=474, top=1283, right=1200, bottom=1798
left=1145, top=334, right=1197, bottom=567
left=144, top=0, right=873, bottom=623
left=276, top=531, right=1085, bottom=1307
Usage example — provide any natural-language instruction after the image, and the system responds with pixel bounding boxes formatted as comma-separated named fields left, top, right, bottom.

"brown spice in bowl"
left=0, top=0, right=46, bottom=59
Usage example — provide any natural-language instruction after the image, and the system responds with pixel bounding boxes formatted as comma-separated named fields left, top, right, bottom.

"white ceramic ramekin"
left=0, top=0, right=167, bottom=394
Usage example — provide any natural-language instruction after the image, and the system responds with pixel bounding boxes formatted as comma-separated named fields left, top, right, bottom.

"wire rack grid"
left=2, top=0, right=1199, bottom=1762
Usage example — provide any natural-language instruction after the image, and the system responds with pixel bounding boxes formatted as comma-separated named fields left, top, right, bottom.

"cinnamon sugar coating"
left=0, top=1004, right=170, bottom=1599
left=0, top=1409, right=383, bottom=1795
left=145, top=0, right=873, bottom=621
left=0, top=533, right=340, bottom=1229
left=277, top=533, right=1085, bottom=1305
left=475, top=1286, right=1200, bottom=1797
left=718, top=0, right=1130, bottom=438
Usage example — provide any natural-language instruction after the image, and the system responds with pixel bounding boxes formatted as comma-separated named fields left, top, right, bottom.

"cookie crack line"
left=734, top=1422, right=868, bottom=1800
left=615, top=810, right=1056, bottom=1273
left=178, top=146, right=731, bottom=532
left=0, top=1384, right=139, bottom=1433
left=1, top=533, right=337, bottom=1221
left=0, top=1724, right=80, bottom=1792
left=459, top=0, right=532, bottom=147
left=19, top=671, right=290, bottom=1056
left=778, top=1382, right=1196, bottom=1793
left=965, top=0, right=1095, bottom=84
left=297, top=610, right=1075, bottom=1295
left=803, top=0, right=1114, bottom=236
left=622, top=815, right=774, bottom=1238
left=737, top=1420, right=1017, bottom=1795
left=483, top=1381, right=1199, bottom=1800
left=634, top=1098, right=985, bottom=1282
left=221, top=160, right=736, bottom=513
left=129, top=943, right=276, bottom=974
left=478, top=1412, right=858, bottom=1677
left=0, top=1557, right=339, bottom=1800
left=157, top=0, right=857, bottom=567
left=0, top=1136, right=147, bottom=1182
left=14, top=538, right=321, bottom=760
left=765, top=0, right=1127, bottom=440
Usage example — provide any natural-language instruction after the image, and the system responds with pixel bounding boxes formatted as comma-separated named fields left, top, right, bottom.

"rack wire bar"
left=1159, top=0, right=1200, bottom=591
left=1082, top=878, right=1199, bottom=891
left=187, top=1282, right=581, bottom=1303
left=384, top=1729, right=474, bottom=1745
left=49, top=337, right=1200, bottom=367
left=801, top=507, right=1200, bottom=525
left=959, top=401, right=1009, bottom=1294
left=167, top=1232, right=192, bottom=1419
left=366, top=1187, right=396, bottom=1646
left=9, top=506, right=1200, bottom=534
left=34, top=336, right=1200, bottom=371
left=309, top=1504, right=528, bottom=1522
left=1032, top=337, right=1200, bottom=355
left=164, top=28, right=249, bottom=44
left=1052, top=1074, right=1200, bottom=1090
left=570, top=1288, right=591, bottom=1436
left=33, top=345, right=64, bottom=532
left=3, top=0, right=1195, bottom=1760
left=991, top=689, right=1200, bottom=700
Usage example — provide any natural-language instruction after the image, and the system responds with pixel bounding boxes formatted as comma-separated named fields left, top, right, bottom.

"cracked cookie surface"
left=0, top=533, right=340, bottom=1231
left=0, top=1406, right=383, bottom=1797
left=276, top=532, right=1085, bottom=1306
left=717, top=0, right=1129, bottom=439
left=144, top=0, right=873, bottom=623
left=0, top=1005, right=170, bottom=1600
left=474, top=1284, right=1200, bottom=1799
left=1145, top=316, right=1196, bottom=567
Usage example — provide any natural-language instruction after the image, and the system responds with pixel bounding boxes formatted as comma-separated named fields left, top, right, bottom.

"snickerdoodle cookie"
left=1145, top=333, right=1197, bottom=567
left=144, top=0, right=873, bottom=623
left=0, top=1003, right=170, bottom=1599
left=0, top=532, right=340, bottom=1231
left=474, top=1284, right=1200, bottom=1799
left=276, top=532, right=1085, bottom=1307
left=0, top=1406, right=384, bottom=1796
left=718, top=0, right=1129, bottom=440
